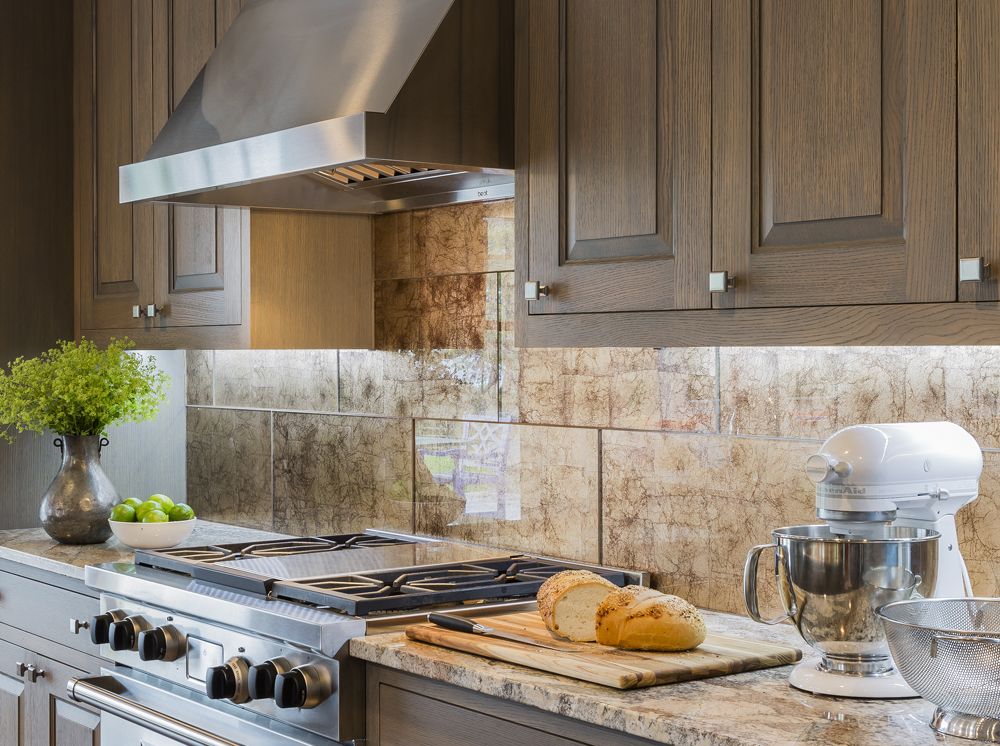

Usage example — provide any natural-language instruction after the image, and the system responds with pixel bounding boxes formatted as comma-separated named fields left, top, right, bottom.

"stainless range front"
left=68, top=531, right=644, bottom=745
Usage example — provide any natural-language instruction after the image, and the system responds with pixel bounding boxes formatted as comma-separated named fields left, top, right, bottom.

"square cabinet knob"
left=960, top=257, right=990, bottom=283
left=709, top=271, right=735, bottom=294
left=524, top=281, right=550, bottom=301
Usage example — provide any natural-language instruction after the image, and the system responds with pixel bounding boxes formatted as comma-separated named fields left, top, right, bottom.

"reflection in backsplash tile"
left=214, top=350, right=338, bottom=412
left=414, top=420, right=600, bottom=562
left=186, top=407, right=272, bottom=531
left=272, top=412, right=413, bottom=536
left=185, top=198, right=1000, bottom=617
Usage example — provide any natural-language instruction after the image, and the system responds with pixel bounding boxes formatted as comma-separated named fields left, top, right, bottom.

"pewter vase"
left=40, top=435, right=118, bottom=544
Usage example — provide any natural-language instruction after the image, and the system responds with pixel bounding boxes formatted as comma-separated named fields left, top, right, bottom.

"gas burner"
left=301, top=576, right=393, bottom=597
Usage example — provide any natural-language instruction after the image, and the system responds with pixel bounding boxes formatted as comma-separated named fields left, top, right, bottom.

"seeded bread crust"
left=595, top=585, right=707, bottom=651
left=537, top=570, right=618, bottom=640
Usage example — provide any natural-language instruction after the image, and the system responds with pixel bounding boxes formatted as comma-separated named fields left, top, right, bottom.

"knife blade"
left=427, top=613, right=581, bottom=652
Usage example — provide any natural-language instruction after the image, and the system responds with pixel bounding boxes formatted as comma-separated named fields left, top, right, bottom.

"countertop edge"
left=0, top=545, right=86, bottom=580
left=350, top=632, right=766, bottom=746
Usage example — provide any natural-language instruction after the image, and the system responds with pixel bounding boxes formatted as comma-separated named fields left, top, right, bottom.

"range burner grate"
left=272, top=560, right=627, bottom=616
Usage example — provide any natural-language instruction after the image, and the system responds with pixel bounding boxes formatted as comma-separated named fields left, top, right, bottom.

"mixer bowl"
left=744, top=525, right=939, bottom=675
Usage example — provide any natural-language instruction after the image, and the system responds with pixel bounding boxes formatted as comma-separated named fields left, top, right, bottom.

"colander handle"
left=930, top=632, right=1000, bottom=658
left=744, top=543, right=797, bottom=625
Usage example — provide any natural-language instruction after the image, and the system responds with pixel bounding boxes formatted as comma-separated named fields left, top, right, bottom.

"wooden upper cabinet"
left=713, top=0, right=957, bottom=308
left=521, top=0, right=711, bottom=315
left=148, top=0, right=246, bottom=328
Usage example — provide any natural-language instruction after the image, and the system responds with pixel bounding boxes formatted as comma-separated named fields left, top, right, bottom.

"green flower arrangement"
left=0, top=339, right=171, bottom=443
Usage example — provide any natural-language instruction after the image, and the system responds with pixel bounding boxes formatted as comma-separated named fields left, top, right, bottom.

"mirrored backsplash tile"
left=601, top=431, right=817, bottom=614
left=214, top=350, right=338, bottom=413
left=186, top=407, right=272, bottom=531
left=413, top=420, right=600, bottom=563
left=375, top=274, right=489, bottom=351
left=185, top=350, right=213, bottom=406
left=373, top=199, right=513, bottom=280
left=272, top=413, right=413, bottom=536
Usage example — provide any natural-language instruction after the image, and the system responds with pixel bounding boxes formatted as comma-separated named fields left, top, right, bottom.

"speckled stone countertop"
left=0, top=522, right=288, bottom=581
left=351, top=609, right=959, bottom=746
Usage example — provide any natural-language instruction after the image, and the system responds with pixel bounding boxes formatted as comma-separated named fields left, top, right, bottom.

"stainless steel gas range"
left=68, top=530, right=642, bottom=746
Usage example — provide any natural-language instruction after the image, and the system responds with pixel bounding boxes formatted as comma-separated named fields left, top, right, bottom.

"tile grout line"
left=496, top=272, right=503, bottom=423
left=270, top=410, right=275, bottom=532
left=336, top=349, right=341, bottom=413
left=411, top=418, right=417, bottom=534
left=597, top=429, right=603, bottom=566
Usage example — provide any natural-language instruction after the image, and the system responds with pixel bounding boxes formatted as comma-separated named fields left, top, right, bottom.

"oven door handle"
left=67, top=676, right=242, bottom=746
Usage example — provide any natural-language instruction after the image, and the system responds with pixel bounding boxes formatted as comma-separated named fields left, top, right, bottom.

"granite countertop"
left=351, top=609, right=954, bottom=746
left=0, top=521, right=288, bottom=581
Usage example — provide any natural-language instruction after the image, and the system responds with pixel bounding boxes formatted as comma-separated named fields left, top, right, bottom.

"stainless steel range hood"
left=119, top=0, right=513, bottom=214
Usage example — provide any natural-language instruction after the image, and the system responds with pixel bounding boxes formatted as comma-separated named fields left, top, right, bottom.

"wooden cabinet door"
left=146, top=0, right=247, bottom=328
left=25, top=654, right=99, bottom=746
left=520, top=0, right=711, bottom=315
left=713, top=0, right=956, bottom=308
left=75, top=0, right=154, bottom=332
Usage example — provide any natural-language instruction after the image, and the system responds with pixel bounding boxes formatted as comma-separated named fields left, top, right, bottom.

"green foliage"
left=0, top=339, right=171, bottom=443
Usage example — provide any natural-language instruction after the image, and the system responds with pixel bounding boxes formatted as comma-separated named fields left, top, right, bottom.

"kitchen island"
left=352, top=609, right=945, bottom=746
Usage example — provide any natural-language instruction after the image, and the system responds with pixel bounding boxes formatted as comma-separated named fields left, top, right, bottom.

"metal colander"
left=879, top=599, right=1000, bottom=719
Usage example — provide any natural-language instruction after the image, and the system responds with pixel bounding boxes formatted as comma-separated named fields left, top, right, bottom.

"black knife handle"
left=428, top=613, right=478, bottom=634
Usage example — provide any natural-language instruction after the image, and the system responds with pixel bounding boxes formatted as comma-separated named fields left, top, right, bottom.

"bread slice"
left=537, top=570, right=618, bottom=642
left=596, top=585, right=706, bottom=651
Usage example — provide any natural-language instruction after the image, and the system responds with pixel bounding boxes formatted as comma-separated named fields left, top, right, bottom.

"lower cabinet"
left=366, top=665, right=656, bottom=746
left=0, top=635, right=101, bottom=746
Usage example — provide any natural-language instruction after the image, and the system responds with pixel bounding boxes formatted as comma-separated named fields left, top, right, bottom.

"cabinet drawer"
left=0, top=571, right=100, bottom=655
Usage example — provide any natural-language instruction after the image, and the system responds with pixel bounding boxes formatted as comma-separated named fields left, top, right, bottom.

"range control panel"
left=87, top=595, right=349, bottom=738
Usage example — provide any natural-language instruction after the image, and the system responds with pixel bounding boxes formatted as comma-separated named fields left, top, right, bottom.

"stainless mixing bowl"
left=744, top=525, right=939, bottom=675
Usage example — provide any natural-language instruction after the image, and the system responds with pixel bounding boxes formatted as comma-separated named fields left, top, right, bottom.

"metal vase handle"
left=744, top=543, right=797, bottom=625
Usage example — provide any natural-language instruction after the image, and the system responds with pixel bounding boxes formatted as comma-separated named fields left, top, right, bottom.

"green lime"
left=134, top=501, right=159, bottom=521
left=110, top=504, right=136, bottom=522
left=124, top=497, right=143, bottom=511
left=147, top=494, right=174, bottom=511
left=168, top=504, right=195, bottom=522
left=141, top=509, right=169, bottom=524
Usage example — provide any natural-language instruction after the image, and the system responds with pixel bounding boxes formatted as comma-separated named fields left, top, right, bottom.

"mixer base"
left=931, top=708, right=1000, bottom=742
left=788, top=658, right=920, bottom=698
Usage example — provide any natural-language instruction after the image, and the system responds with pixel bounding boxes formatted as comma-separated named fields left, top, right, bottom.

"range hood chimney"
left=119, top=0, right=513, bottom=214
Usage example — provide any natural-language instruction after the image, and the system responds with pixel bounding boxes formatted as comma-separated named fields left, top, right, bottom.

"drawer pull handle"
left=23, top=665, right=43, bottom=683
left=71, top=618, right=91, bottom=635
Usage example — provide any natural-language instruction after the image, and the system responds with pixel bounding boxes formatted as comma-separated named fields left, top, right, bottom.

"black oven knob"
left=89, top=610, right=126, bottom=646
left=274, top=665, right=331, bottom=710
left=108, top=615, right=150, bottom=652
left=248, top=658, right=290, bottom=700
left=137, top=625, right=185, bottom=662
left=206, top=657, right=250, bottom=704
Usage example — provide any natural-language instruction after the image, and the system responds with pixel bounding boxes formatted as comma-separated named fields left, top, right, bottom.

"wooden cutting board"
left=404, top=611, right=801, bottom=689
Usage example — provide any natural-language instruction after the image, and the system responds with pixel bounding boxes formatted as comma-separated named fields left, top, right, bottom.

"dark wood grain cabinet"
left=516, top=0, right=1000, bottom=347
left=74, top=0, right=373, bottom=350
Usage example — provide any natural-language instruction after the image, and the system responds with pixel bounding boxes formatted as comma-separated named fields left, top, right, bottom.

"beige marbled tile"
left=956, top=449, right=1000, bottom=595
left=213, top=350, right=337, bottom=413
left=185, top=350, right=213, bottom=406
left=602, top=431, right=816, bottom=614
left=718, top=347, right=949, bottom=440
left=414, top=421, right=599, bottom=563
left=940, top=346, right=1000, bottom=449
left=412, top=199, right=514, bottom=277
left=375, top=274, right=489, bottom=351
left=186, top=407, right=272, bottom=531
left=272, top=413, right=413, bottom=536
left=373, top=211, right=412, bottom=280
left=504, top=345, right=717, bottom=431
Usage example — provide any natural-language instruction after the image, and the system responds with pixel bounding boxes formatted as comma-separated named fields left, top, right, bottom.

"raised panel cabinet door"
left=25, top=654, right=99, bottom=746
left=712, top=0, right=957, bottom=308
left=521, top=0, right=712, bottom=314
left=147, top=0, right=247, bottom=328
left=75, top=0, right=155, bottom=330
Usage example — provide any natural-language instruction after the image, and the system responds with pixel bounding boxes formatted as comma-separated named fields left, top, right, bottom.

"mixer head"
left=805, top=422, right=982, bottom=536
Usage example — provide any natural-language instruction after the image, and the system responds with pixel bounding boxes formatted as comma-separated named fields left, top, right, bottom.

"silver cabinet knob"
left=132, top=305, right=141, bottom=318
left=14, top=662, right=26, bottom=677
left=709, top=270, right=736, bottom=293
left=524, top=281, right=550, bottom=301
left=70, top=618, right=90, bottom=635
left=960, top=257, right=990, bottom=283
left=146, top=304, right=159, bottom=318
left=23, top=665, right=43, bottom=683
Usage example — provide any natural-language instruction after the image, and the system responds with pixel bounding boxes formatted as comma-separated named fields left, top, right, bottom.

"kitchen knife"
left=427, top=613, right=581, bottom=652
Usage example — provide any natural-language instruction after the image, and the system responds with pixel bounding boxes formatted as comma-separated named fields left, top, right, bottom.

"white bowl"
left=108, top=517, right=197, bottom=549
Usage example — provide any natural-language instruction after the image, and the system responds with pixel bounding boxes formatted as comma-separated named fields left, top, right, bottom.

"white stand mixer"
left=795, top=422, right=982, bottom=698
